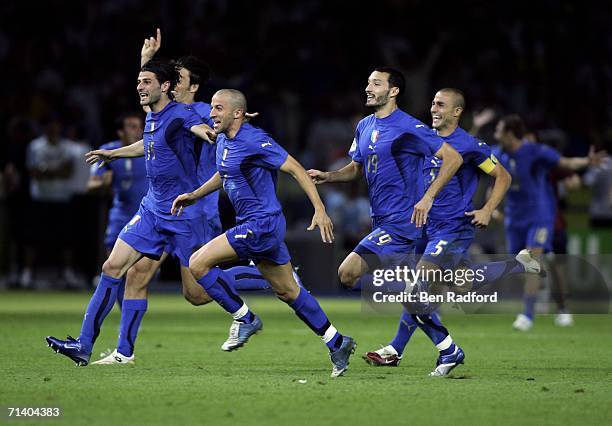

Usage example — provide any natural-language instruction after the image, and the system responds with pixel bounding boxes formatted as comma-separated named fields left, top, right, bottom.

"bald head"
left=214, top=89, right=247, bottom=113
left=210, top=89, right=250, bottom=137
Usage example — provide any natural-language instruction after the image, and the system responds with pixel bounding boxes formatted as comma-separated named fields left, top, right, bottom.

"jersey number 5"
left=430, top=240, right=448, bottom=256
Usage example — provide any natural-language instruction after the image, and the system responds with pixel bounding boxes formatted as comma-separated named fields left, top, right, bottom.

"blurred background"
left=0, top=0, right=610, bottom=295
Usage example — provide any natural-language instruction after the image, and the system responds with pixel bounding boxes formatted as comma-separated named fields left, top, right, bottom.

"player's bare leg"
left=255, top=261, right=300, bottom=302
left=180, top=266, right=213, bottom=306
left=337, top=252, right=369, bottom=289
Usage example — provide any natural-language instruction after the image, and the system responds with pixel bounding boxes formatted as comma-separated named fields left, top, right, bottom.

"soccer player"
left=171, top=89, right=356, bottom=377
left=122, top=29, right=271, bottom=310
left=307, top=70, right=465, bottom=374
left=89, top=31, right=274, bottom=365
left=87, top=112, right=147, bottom=308
left=362, top=89, right=537, bottom=375
left=45, top=60, right=234, bottom=366
left=493, top=114, right=606, bottom=331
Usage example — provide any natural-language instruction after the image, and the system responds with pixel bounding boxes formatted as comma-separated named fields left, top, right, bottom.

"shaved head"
left=438, top=88, right=465, bottom=109
left=214, top=89, right=247, bottom=112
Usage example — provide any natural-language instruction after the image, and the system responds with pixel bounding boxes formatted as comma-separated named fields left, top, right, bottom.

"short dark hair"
left=115, top=112, right=144, bottom=131
left=439, top=88, right=466, bottom=109
left=140, top=60, right=178, bottom=98
left=501, top=114, right=526, bottom=139
left=374, top=66, right=406, bottom=97
left=173, top=56, right=210, bottom=88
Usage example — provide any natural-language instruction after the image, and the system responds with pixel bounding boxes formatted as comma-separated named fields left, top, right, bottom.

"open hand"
left=85, top=149, right=115, bottom=167
left=307, top=209, right=334, bottom=243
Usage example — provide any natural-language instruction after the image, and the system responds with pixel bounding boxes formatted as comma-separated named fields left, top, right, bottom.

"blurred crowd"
left=1, top=0, right=611, bottom=288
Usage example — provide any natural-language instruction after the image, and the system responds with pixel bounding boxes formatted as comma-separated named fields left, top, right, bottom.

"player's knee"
left=101, top=258, right=123, bottom=278
left=338, top=265, right=359, bottom=289
left=188, top=254, right=210, bottom=280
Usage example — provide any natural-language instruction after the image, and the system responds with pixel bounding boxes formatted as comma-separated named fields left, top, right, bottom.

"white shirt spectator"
left=26, top=135, right=75, bottom=202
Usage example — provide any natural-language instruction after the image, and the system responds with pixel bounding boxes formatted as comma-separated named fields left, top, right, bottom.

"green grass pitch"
left=1, top=291, right=611, bottom=425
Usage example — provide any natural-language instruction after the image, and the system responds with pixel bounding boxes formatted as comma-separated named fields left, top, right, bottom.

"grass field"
left=1, top=291, right=611, bottom=426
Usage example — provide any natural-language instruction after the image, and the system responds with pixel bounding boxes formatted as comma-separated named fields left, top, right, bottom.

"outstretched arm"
left=465, top=162, right=511, bottom=228
left=190, top=124, right=217, bottom=144
left=559, top=146, right=608, bottom=170
left=307, top=161, right=363, bottom=184
left=141, top=28, right=162, bottom=67
left=171, top=172, right=222, bottom=216
left=281, top=155, right=334, bottom=243
left=412, top=142, right=463, bottom=227
left=85, top=140, right=145, bottom=166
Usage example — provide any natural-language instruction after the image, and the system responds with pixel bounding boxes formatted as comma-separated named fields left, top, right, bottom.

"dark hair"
left=374, top=66, right=406, bottom=97
left=439, top=88, right=466, bottom=109
left=140, top=60, right=178, bottom=98
left=501, top=114, right=526, bottom=139
left=115, top=112, right=144, bottom=131
left=173, top=56, right=210, bottom=88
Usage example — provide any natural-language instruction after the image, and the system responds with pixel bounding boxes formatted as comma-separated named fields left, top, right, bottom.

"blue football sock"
left=115, top=277, right=126, bottom=310
left=196, top=267, right=254, bottom=323
left=289, top=288, right=343, bottom=351
left=226, top=265, right=271, bottom=291
left=414, top=312, right=454, bottom=351
left=389, top=310, right=417, bottom=356
left=523, top=295, right=536, bottom=320
left=79, top=273, right=122, bottom=353
left=471, top=260, right=525, bottom=291
left=117, top=299, right=147, bottom=357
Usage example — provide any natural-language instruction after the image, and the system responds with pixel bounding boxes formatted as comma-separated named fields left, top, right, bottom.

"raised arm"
left=85, top=140, right=145, bottom=166
left=171, top=172, right=222, bottom=216
left=307, top=160, right=363, bottom=184
left=465, top=162, right=511, bottom=228
left=412, top=142, right=463, bottom=227
left=281, top=155, right=334, bottom=243
left=141, top=28, right=162, bottom=67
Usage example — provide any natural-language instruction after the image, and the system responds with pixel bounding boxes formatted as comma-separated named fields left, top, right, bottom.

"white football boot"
left=512, top=313, right=533, bottom=331
left=92, top=349, right=134, bottom=365
left=555, top=312, right=574, bottom=327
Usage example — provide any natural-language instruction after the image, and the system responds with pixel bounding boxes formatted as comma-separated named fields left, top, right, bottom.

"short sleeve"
left=181, top=106, right=204, bottom=131
left=402, top=125, right=444, bottom=156
left=536, top=144, right=562, bottom=169
left=349, top=127, right=363, bottom=163
left=255, top=135, right=289, bottom=170
left=468, top=139, right=497, bottom=174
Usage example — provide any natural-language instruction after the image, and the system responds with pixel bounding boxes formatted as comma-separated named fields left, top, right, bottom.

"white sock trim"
left=231, top=303, right=249, bottom=320
left=322, top=325, right=338, bottom=343
left=436, top=335, right=453, bottom=351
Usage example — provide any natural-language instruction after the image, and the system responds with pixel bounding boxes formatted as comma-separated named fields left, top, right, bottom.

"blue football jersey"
left=425, top=127, right=496, bottom=222
left=216, top=123, right=289, bottom=223
left=492, top=141, right=561, bottom=227
left=191, top=101, right=220, bottom=221
left=91, top=140, right=148, bottom=217
left=141, top=101, right=205, bottom=220
left=349, top=109, right=443, bottom=240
